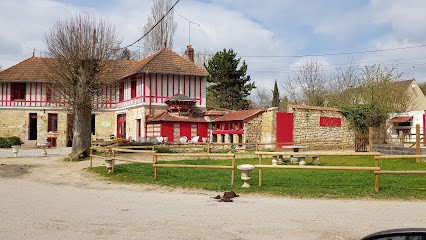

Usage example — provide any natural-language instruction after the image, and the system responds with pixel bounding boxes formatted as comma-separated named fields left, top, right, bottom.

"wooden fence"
left=255, top=151, right=381, bottom=187
left=153, top=153, right=236, bottom=185
left=374, top=155, right=426, bottom=192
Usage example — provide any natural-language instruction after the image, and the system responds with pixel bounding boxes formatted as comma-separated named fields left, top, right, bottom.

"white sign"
left=101, top=121, right=111, bottom=128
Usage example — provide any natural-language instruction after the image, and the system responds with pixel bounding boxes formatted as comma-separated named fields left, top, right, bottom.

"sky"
left=2, top=0, right=426, bottom=93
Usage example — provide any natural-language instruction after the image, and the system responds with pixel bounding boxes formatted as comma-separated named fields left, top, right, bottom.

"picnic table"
left=272, top=145, right=317, bottom=165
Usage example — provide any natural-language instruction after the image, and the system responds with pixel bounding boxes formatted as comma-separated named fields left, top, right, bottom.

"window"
left=119, top=82, right=124, bottom=102
left=131, top=79, right=137, bottom=99
left=48, top=113, right=58, bottom=133
left=11, top=83, right=26, bottom=100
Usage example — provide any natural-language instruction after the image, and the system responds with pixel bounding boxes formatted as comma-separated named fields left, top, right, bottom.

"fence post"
left=154, top=154, right=158, bottom=180
left=374, top=157, right=379, bottom=192
left=258, top=153, right=262, bottom=187
left=256, top=142, right=259, bottom=151
left=207, top=143, right=210, bottom=154
left=112, top=149, right=116, bottom=173
left=416, top=124, right=421, bottom=163
left=231, top=155, right=235, bottom=186
left=89, top=147, right=93, bottom=168
left=369, top=127, right=373, bottom=152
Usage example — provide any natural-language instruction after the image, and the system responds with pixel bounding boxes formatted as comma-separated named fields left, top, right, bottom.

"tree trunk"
left=69, top=107, right=92, bottom=159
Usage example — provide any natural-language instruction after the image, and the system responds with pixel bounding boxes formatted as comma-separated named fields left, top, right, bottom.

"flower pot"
left=11, top=145, right=20, bottom=157
left=237, top=164, right=255, bottom=188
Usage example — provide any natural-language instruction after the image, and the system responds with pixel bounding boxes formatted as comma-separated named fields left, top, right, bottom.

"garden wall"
left=287, top=105, right=355, bottom=149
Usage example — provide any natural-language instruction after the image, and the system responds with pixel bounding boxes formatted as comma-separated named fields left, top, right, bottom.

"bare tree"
left=45, top=14, right=119, bottom=159
left=250, top=86, right=272, bottom=109
left=179, top=48, right=212, bottom=68
left=142, top=0, right=177, bottom=57
left=281, top=58, right=329, bottom=106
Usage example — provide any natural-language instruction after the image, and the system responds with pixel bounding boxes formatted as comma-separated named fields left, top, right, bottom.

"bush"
left=7, top=136, right=23, bottom=146
left=0, top=136, right=23, bottom=148
left=0, top=137, right=10, bottom=148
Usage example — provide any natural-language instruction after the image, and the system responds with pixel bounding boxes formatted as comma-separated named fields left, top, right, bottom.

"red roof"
left=212, top=109, right=266, bottom=122
left=0, top=57, right=137, bottom=83
left=389, top=116, right=412, bottom=123
left=204, top=111, right=228, bottom=116
left=0, top=47, right=208, bottom=83
left=123, top=47, right=208, bottom=77
left=147, top=111, right=207, bottom=123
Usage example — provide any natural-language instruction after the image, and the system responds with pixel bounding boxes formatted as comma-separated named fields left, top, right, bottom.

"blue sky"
left=1, top=0, right=426, bottom=92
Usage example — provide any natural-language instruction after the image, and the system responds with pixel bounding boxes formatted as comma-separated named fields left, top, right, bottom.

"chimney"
left=185, top=45, right=194, bottom=63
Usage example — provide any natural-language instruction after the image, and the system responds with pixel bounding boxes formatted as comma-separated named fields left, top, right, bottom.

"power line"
left=115, top=0, right=180, bottom=50
left=239, top=44, right=426, bottom=58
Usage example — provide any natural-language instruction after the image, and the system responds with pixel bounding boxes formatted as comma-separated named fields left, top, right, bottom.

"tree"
left=250, top=86, right=272, bottom=109
left=336, top=65, right=408, bottom=133
left=272, top=80, right=280, bottom=107
left=142, top=0, right=177, bottom=57
left=119, top=48, right=132, bottom=60
left=282, top=58, right=329, bottom=106
left=204, top=49, right=255, bottom=110
left=45, top=14, right=119, bottom=159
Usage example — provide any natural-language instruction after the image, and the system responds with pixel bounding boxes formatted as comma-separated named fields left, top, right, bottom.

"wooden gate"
left=355, top=134, right=368, bottom=152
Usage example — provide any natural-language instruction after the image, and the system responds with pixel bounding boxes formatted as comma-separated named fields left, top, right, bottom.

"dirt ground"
left=0, top=152, right=425, bottom=240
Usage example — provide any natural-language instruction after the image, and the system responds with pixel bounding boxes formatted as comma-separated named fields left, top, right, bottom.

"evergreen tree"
left=204, top=49, right=255, bottom=110
left=272, top=80, right=280, bottom=107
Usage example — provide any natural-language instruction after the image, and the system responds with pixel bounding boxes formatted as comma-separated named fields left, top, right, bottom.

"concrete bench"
left=271, top=155, right=319, bottom=166
left=291, top=155, right=320, bottom=166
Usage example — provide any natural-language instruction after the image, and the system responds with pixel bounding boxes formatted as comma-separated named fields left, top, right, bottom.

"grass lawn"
left=89, top=155, right=426, bottom=199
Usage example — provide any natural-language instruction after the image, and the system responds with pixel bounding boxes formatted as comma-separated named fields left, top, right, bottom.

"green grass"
left=88, top=156, right=426, bottom=199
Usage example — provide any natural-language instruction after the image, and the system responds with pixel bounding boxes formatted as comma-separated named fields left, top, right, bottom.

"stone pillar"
left=224, top=134, right=231, bottom=143
left=233, top=134, right=240, bottom=144
left=217, top=134, right=223, bottom=143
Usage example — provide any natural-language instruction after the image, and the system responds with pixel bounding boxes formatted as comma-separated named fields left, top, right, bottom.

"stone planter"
left=11, top=145, right=20, bottom=157
left=37, top=142, right=50, bottom=157
left=104, top=157, right=113, bottom=172
left=237, top=164, right=255, bottom=188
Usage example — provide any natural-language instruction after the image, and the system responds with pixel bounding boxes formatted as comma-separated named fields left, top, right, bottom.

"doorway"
left=117, top=114, right=126, bottom=139
left=29, top=113, right=37, bottom=140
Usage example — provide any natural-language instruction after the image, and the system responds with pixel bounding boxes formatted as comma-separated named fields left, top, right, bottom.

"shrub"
left=0, top=137, right=11, bottom=148
left=0, top=136, right=23, bottom=148
left=7, top=136, right=23, bottom=146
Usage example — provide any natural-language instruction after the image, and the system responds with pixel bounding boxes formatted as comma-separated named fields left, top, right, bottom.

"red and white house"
left=0, top=46, right=209, bottom=147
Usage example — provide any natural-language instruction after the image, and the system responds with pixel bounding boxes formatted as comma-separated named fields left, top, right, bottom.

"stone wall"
left=288, top=107, right=355, bottom=149
left=0, top=109, right=68, bottom=147
left=260, top=108, right=277, bottom=144
left=243, top=115, right=262, bottom=144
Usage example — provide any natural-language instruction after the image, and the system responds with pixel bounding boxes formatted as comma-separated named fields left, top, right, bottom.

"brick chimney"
left=185, top=45, right=194, bottom=63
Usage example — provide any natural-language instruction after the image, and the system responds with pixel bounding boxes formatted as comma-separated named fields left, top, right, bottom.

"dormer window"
left=11, top=83, right=26, bottom=100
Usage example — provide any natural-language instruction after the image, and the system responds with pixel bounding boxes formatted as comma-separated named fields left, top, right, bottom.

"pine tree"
left=272, top=80, right=280, bottom=107
left=204, top=49, right=255, bottom=110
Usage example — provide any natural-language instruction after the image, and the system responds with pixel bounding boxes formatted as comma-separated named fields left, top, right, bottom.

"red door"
left=117, top=114, right=126, bottom=139
left=197, top=123, right=208, bottom=142
left=276, top=112, right=293, bottom=148
left=161, top=122, right=174, bottom=142
left=180, top=122, right=192, bottom=140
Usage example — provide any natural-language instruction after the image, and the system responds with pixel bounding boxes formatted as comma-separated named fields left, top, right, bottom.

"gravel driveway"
left=0, top=150, right=425, bottom=240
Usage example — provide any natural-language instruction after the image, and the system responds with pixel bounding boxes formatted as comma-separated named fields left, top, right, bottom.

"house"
left=0, top=45, right=208, bottom=147
left=385, top=79, right=426, bottom=143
